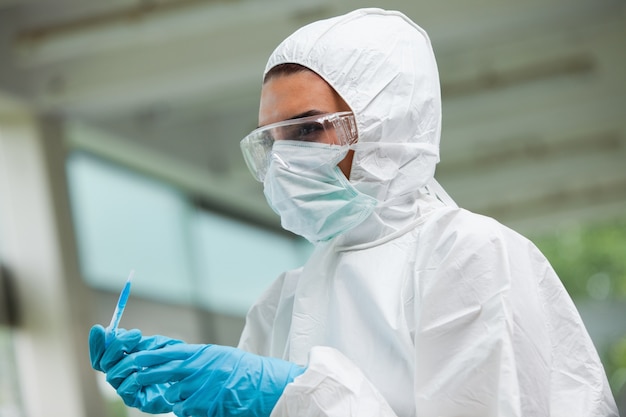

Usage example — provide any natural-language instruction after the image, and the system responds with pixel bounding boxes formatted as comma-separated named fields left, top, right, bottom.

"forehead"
left=258, top=70, right=346, bottom=127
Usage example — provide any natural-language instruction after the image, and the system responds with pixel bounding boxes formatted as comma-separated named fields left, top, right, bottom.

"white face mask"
left=263, top=141, right=377, bottom=243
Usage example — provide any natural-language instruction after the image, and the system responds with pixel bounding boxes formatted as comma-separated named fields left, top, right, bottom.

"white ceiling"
left=1, top=0, right=625, bottom=234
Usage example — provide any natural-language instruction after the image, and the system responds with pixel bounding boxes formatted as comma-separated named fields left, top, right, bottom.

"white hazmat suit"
left=238, top=8, right=619, bottom=417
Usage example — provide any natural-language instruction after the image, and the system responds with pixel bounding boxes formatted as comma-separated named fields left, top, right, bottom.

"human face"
left=258, top=70, right=354, bottom=178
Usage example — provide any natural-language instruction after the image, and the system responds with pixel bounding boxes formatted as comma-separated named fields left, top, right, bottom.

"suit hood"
left=265, top=8, right=448, bottom=245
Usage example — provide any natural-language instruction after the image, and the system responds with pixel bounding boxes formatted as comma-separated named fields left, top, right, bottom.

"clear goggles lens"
left=240, top=111, right=358, bottom=182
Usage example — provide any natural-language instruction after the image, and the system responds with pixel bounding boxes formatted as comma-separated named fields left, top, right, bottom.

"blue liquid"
left=104, top=271, right=134, bottom=347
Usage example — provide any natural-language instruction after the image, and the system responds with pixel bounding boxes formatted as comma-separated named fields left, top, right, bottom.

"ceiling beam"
left=13, top=0, right=330, bottom=67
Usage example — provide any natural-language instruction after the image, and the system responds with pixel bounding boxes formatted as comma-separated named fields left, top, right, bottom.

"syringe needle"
left=105, top=269, right=134, bottom=347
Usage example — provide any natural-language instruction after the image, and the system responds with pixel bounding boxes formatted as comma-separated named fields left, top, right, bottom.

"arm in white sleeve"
left=240, top=270, right=398, bottom=417
left=271, top=346, right=398, bottom=417
left=413, top=211, right=616, bottom=416
left=413, top=218, right=539, bottom=416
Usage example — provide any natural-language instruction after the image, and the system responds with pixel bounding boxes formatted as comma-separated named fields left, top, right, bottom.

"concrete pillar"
left=0, top=93, right=105, bottom=417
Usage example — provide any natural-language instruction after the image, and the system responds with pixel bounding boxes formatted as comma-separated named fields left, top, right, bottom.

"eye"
left=294, top=122, right=325, bottom=142
left=260, top=131, right=273, bottom=146
left=272, top=121, right=327, bottom=142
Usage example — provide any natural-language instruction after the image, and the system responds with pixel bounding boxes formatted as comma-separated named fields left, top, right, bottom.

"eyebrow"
left=287, top=109, right=327, bottom=120
left=257, top=109, right=328, bottom=129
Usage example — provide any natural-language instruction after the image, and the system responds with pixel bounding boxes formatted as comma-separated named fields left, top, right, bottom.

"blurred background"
left=0, top=0, right=625, bottom=416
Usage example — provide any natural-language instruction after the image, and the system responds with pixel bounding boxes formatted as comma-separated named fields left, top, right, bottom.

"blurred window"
left=191, top=210, right=311, bottom=315
left=66, top=152, right=195, bottom=303
left=65, top=152, right=312, bottom=315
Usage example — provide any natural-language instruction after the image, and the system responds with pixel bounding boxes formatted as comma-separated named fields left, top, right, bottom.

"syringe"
left=104, top=269, right=134, bottom=347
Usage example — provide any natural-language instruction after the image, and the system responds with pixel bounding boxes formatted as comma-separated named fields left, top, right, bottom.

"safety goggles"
left=240, top=111, right=358, bottom=182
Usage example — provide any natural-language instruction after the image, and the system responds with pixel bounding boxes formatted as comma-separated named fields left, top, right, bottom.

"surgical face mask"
left=262, top=140, right=377, bottom=243
left=240, top=112, right=358, bottom=182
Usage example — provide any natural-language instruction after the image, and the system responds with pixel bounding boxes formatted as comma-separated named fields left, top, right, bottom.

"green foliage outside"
left=106, top=397, right=129, bottom=417
left=533, top=219, right=626, bottom=301
left=532, top=218, right=626, bottom=398
left=0, top=327, right=22, bottom=415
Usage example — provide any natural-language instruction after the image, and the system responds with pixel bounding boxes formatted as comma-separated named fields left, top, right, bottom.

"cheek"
left=337, top=150, right=355, bottom=179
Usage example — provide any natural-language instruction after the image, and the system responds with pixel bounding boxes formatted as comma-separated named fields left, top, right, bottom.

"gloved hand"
left=89, top=324, right=184, bottom=413
left=107, top=342, right=306, bottom=417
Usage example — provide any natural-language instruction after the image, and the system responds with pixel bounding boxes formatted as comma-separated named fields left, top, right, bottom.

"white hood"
left=264, top=8, right=446, bottom=245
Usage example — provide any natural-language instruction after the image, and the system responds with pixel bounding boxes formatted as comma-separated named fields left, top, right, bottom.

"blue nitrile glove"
left=107, top=342, right=306, bottom=417
left=90, top=324, right=141, bottom=372
left=89, top=324, right=184, bottom=413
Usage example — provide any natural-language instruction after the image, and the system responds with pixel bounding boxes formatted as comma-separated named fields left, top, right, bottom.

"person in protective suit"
left=89, top=8, right=619, bottom=417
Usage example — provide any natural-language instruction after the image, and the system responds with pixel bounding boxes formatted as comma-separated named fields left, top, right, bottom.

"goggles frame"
left=240, top=111, right=357, bottom=182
